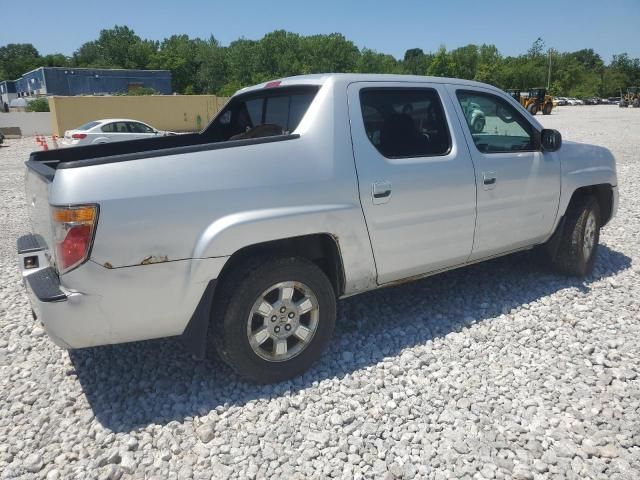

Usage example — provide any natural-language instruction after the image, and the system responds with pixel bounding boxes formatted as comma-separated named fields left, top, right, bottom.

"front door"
left=447, top=86, right=561, bottom=260
left=348, top=82, right=477, bottom=284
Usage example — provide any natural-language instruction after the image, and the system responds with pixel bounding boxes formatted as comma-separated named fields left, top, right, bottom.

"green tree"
left=195, top=36, right=228, bottom=94
left=150, top=35, right=201, bottom=93
left=427, top=46, right=451, bottom=77
left=356, top=49, right=399, bottom=73
left=0, top=43, right=41, bottom=79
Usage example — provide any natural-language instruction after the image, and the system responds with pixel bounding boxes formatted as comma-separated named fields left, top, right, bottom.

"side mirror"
left=541, top=128, right=562, bottom=152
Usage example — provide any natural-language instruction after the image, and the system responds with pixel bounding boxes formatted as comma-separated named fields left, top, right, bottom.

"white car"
left=60, top=119, right=173, bottom=147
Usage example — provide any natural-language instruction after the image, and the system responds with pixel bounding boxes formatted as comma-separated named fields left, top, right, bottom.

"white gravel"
left=1, top=105, right=639, bottom=479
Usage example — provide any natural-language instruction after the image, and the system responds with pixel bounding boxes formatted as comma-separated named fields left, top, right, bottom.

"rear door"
left=447, top=86, right=561, bottom=260
left=348, top=82, right=477, bottom=284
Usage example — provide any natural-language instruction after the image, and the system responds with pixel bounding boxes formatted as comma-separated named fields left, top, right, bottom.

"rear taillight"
left=51, top=205, right=98, bottom=273
left=72, top=133, right=87, bottom=139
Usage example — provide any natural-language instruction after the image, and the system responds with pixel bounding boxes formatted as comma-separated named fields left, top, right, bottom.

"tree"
left=150, top=35, right=201, bottom=93
left=72, top=26, right=155, bottom=69
left=403, top=48, right=428, bottom=75
left=356, top=49, right=399, bottom=74
left=0, top=43, right=41, bottom=79
left=195, top=36, right=228, bottom=94
left=427, top=46, right=451, bottom=77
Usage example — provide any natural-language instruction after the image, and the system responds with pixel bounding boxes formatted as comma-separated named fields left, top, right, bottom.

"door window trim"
left=455, top=88, right=541, bottom=154
left=358, top=86, right=453, bottom=159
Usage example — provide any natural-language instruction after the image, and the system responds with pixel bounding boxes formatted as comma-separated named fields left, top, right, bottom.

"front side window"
left=128, top=122, right=155, bottom=134
left=205, top=86, right=318, bottom=142
left=359, top=88, right=451, bottom=158
left=456, top=91, right=534, bottom=153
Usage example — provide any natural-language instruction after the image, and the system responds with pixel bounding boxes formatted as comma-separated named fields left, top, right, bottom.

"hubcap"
left=247, top=281, right=319, bottom=362
left=583, top=211, right=597, bottom=260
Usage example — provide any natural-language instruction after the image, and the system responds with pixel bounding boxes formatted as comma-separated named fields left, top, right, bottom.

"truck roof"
left=236, top=73, right=504, bottom=96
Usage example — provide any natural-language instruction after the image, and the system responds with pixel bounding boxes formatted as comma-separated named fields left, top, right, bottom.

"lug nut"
left=285, top=324, right=292, bottom=331
left=280, top=306, right=286, bottom=313
left=271, top=315, right=277, bottom=322
left=288, top=312, right=295, bottom=319
left=274, top=326, right=280, bottom=333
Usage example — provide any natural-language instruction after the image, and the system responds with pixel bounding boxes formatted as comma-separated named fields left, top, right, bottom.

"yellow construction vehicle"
left=506, top=88, right=554, bottom=115
left=619, top=87, right=640, bottom=108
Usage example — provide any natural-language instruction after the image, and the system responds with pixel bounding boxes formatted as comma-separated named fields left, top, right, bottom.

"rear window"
left=205, top=86, right=318, bottom=142
left=77, top=121, right=100, bottom=131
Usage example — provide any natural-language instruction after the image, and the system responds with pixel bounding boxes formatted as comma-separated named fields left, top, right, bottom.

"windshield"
left=204, top=86, right=319, bottom=142
left=76, top=121, right=100, bottom=131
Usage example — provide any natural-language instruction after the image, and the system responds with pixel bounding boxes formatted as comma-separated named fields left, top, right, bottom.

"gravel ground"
left=1, top=105, right=639, bottom=480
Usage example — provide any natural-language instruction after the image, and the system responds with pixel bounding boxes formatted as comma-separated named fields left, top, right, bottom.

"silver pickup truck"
left=18, top=74, right=618, bottom=383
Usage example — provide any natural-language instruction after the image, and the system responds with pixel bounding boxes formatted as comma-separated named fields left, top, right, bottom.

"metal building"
left=12, top=67, right=172, bottom=97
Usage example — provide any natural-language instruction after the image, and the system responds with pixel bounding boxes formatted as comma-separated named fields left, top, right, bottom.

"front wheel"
left=527, top=103, right=538, bottom=115
left=211, top=256, right=336, bottom=383
left=542, top=102, right=552, bottom=115
left=548, top=196, right=601, bottom=276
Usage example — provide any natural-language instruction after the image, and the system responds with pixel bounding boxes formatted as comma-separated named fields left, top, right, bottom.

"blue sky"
left=1, top=0, right=638, bottom=62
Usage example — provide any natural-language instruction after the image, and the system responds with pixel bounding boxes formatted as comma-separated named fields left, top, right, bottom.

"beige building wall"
left=49, top=95, right=229, bottom=136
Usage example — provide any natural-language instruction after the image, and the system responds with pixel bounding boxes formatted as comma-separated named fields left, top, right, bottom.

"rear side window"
left=77, top=121, right=100, bottom=131
left=359, top=88, right=451, bottom=158
left=205, top=86, right=318, bottom=142
left=101, top=122, right=129, bottom=133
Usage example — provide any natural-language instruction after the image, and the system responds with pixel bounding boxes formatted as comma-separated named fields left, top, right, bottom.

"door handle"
left=372, top=181, right=392, bottom=204
left=482, top=172, right=497, bottom=190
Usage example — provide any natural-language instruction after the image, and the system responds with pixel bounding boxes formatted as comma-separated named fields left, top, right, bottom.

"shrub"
left=26, top=97, right=50, bottom=112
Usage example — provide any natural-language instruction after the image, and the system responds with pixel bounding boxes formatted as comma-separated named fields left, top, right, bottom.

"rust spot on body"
left=140, top=255, right=169, bottom=265
left=103, top=262, right=113, bottom=269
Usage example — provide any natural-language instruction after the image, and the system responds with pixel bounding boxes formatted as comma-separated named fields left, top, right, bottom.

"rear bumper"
left=18, top=233, right=228, bottom=349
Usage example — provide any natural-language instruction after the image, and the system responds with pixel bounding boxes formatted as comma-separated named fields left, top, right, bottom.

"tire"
left=549, top=196, right=601, bottom=276
left=211, top=256, right=336, bottom=383
left=527, top=103, right=538, bottom=115
left=472, top=117, right=485, bottom=133
left=633, top=98, right=640, bottom=108
left=619, top=101, right=627, bottom=108
left=542, top=102, right=552, bottom=115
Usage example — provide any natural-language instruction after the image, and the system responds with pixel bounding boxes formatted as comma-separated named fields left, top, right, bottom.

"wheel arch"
left=568, top=184, right=615, bottom=227
left=180, top=233, right=346, bottom=358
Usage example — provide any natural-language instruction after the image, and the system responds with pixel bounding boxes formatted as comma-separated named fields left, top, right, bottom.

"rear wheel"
left=542, top=102, right=552, bottom=115
left=548, top=196, right=601, bottom=276
left=211, top=256, right=336, bottom=383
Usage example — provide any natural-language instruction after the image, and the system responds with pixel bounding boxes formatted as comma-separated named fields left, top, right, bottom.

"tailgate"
left=25, top=162, right=56, bottom=268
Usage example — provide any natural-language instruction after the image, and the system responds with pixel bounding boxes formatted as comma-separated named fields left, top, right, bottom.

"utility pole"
left=547, top=49, right=552, bottom=90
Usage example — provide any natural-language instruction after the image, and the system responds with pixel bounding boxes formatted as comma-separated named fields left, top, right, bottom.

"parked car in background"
left=0, top=131, right=4, bottom=145
left=60, top=119, right=175, bottom=147
left=554, top=97, right=568, bottom=106
left=19, top=73, right=618, bottom=383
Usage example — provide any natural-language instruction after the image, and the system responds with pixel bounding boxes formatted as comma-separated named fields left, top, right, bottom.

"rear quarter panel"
left=50, top=78, right=377, bottom=295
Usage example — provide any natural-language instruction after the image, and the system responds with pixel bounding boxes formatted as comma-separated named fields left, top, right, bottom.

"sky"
left=1, top=0, right=639, bottom=62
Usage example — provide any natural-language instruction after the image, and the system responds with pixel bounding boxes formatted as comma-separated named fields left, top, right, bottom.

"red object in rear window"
left=265, top=81, right=281, bottom=89
left=72, top=133, right=87, bottom=139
